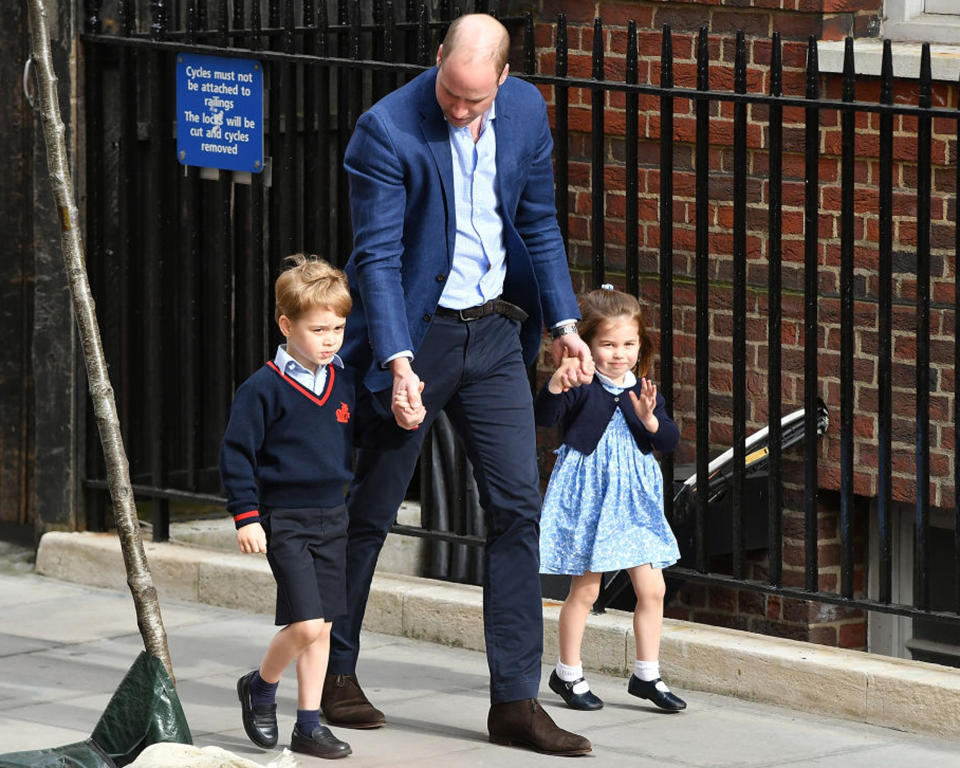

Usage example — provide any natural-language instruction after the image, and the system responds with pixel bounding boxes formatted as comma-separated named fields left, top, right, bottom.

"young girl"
left=537, top=285, right=686, bottom=713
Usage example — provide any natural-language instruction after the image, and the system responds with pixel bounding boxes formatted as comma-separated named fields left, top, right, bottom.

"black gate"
left=81, top=1, right=516, bottom=561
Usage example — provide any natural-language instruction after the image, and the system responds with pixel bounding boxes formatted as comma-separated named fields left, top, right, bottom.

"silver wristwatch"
left=550, top=322, right=579, bottom=339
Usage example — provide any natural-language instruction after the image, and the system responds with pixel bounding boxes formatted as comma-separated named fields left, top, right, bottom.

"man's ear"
left=436, top=44, right=444, bottom=68
left=498, top=62, right=509, bottom=85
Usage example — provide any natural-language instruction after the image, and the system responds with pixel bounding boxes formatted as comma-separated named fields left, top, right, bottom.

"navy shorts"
left=262, top=505, right=347, bottom=626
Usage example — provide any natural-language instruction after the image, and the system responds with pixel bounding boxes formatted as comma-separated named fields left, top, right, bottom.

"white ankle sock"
left=634, top=660, right=660, bottom=682
left=557, top=660, right=590, bottom=694
left=556, top=659, right=583, bottom=682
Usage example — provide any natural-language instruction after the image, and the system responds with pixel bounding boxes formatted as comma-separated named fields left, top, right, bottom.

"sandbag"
left=0, top=653, right=191, bottom=768
left=90, top=652, right=192, bottom=767
left=0, top=739, right=116, bottom=768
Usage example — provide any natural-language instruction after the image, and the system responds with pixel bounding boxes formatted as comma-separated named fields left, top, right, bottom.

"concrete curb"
left=36, top=531, right=960, bottom=739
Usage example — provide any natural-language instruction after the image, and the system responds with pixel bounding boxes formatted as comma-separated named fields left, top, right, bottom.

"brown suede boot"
left=321, top=673, right=386, bottom=729
left=487, top=698, right=592, bottom=755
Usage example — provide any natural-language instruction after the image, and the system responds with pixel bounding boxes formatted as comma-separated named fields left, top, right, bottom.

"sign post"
left=176, top=52, right=264, bottom=173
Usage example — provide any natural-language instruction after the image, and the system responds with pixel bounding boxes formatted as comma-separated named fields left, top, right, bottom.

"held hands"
left=237, top=522, right=267, bottom=554
left=549, top=331, right=594, bottom=393
left=628, top=377, right=660, bottom=434
left=548, top=356, right=595, bottom=394
left=389, top=357, right=426, bottom=430
left=550, top=330, right=593, bottom=375
left=393, top=380, right=425, bottom=424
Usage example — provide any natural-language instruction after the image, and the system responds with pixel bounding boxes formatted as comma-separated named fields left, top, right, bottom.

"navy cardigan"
left=534, top=377, right=679, bottom=456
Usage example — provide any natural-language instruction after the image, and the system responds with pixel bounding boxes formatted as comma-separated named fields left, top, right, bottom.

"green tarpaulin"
left=0, top=652, right=192, bottom=768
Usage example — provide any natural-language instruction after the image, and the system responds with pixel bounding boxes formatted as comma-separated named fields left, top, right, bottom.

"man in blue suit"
left=326, top=14, right=592, bottom=755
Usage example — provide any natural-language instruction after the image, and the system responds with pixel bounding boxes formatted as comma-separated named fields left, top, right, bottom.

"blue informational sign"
left=176, top=52, right=263, bottom=173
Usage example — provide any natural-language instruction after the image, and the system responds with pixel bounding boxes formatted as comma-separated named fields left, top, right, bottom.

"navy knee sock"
left=296, top=708, right=321, bottom=734
left=250, top=671, right=279, bottom=707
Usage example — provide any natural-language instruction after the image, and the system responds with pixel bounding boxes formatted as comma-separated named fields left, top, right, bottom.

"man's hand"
left=389, top=357, right=426, bottom=430
left=551, top=332, right=594, bottom=382
left=548, top=356, right=595, bottom=393
left=237, top=522, right=267, bottom=554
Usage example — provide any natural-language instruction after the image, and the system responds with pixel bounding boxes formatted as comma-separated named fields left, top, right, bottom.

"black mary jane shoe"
left=291, top=724, right=352, bottom=759
left=627, top=675, right=687, bottom=712
left=237, top=671, right=279, bottom=748
left=548, top=670, right=604, bottom=711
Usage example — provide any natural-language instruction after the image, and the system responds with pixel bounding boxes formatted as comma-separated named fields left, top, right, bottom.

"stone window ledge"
left=818, top=38, right=960, bottom=83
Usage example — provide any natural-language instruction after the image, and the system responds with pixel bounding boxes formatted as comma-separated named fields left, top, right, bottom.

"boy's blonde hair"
left=578, top=287, right=655, bottom=378
left=274, top=254, right=351, bottom=322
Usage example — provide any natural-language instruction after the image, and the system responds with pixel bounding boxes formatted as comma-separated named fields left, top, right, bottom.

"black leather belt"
left=434, top=299, right=528, bottom=323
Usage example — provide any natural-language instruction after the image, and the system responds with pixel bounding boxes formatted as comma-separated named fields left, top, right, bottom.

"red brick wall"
left=659, top=490, right=869, bottom=646
left=540, top=0, right=883, bottom=41
left=530, top=0, right=956, bottom=648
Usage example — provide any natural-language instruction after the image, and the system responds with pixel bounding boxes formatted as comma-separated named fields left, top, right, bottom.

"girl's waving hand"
left=628, top=377, right=660, bottom=434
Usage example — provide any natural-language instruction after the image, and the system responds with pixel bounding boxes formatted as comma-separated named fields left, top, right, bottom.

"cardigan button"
left=423, top=313, right=432, bottom=323
left=614, top=396, right=620, bottom=402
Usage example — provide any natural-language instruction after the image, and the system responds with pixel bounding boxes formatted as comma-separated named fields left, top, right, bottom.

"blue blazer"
left=535, top=378, right=680, bottom=457
left=341, top=68, right=580, bottom=392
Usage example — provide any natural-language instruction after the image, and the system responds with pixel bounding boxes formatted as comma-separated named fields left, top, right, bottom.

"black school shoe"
left=291, top=724, right=352, bottom=759
left=237, top=671, right=279, bottom=747
left=548, top=670, right=604, bottom=711
left=627, top=675, right=687, bottom=711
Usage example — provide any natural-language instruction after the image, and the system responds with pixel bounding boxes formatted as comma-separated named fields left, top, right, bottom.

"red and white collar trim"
left=266, top=360, right=335, bottom=406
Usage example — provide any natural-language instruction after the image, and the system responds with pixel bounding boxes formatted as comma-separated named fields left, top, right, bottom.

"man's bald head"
left=440, top=13, right=510, bottom=76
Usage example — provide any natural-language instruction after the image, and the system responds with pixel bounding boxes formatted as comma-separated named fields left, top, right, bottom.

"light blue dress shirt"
left=384, top=104, right=505, bottom=365
left=382, top=101, right=571, bottom=366
left=274, top=344, right=343, bottom=396
left=438, top=103, right=507, bottom=310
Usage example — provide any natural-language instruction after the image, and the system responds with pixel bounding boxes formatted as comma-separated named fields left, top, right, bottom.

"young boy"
left=220, top=254, right=354, bottom=759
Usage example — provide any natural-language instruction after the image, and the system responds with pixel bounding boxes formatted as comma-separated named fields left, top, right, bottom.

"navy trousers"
left=328, top=313, right=544, bottom=704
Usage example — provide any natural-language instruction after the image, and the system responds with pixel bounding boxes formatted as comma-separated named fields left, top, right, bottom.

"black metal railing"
left=81, top=0, right=519, bottom=587
left=78, top=1, right=960, bottom=629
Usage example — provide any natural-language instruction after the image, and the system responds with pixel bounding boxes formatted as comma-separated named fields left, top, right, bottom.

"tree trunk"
left=26, top=0, right=175, bottom=683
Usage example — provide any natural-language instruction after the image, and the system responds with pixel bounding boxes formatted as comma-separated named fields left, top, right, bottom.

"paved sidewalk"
left=1, top=569, right=958, bottom=767
left=35, top=531, right=960, bottom=739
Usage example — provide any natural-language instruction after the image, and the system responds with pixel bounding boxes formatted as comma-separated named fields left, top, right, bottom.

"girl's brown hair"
left=275, top=254, right=352, bottom=322
left=577, top=287, right=655, bottom=377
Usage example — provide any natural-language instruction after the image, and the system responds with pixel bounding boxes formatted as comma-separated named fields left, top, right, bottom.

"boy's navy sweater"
left=219, top=361, right=355, bottom=528
left=534, top=377, right=679, bottom=456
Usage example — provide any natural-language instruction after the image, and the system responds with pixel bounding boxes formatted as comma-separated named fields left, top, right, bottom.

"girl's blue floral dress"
left=539, top=372, right=680, bottom=575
